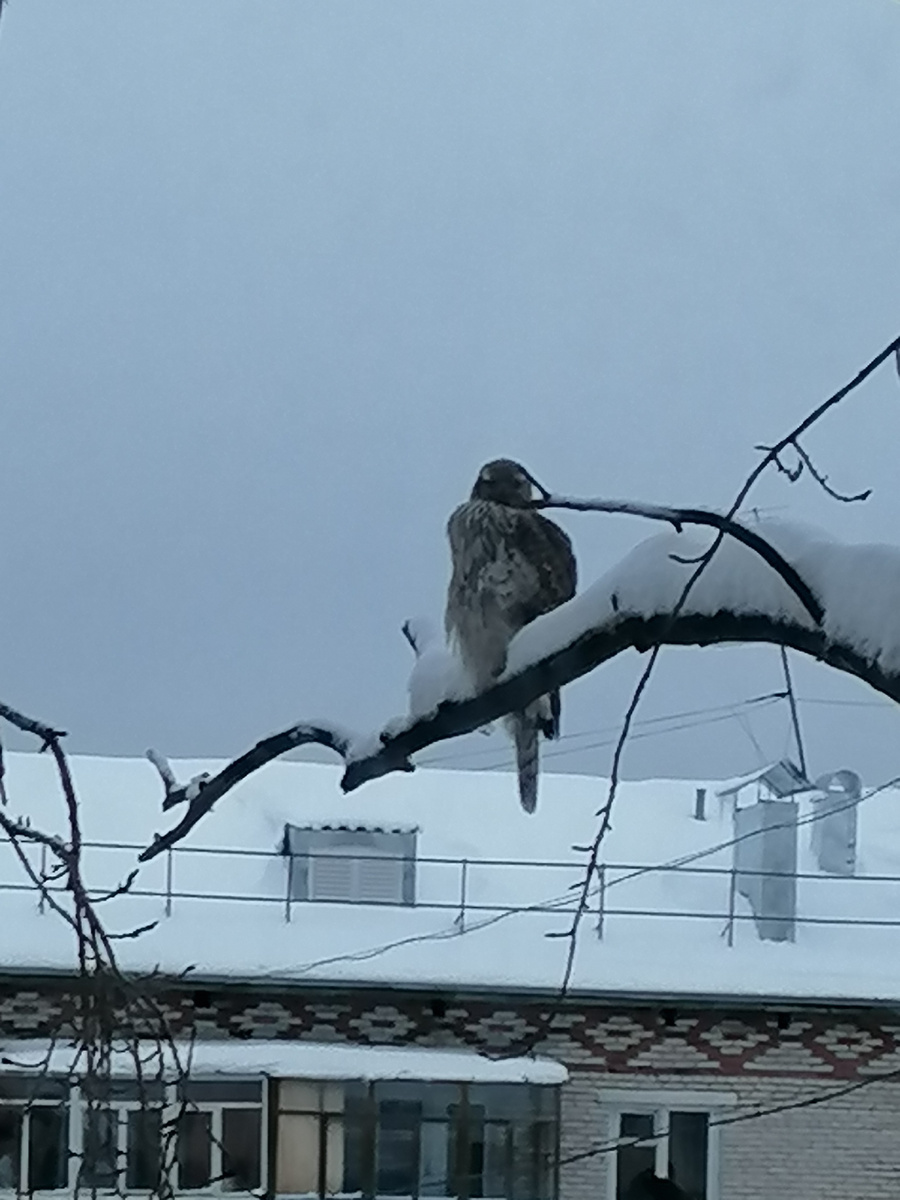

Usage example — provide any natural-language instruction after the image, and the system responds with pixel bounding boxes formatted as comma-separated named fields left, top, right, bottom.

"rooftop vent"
left=721, top=761, right=807, bottom=943
left=282, top=824, right=417, bottom=906
left=733, top=797, right=798, bottom=943
left=810, top=770, right=860, bottom=877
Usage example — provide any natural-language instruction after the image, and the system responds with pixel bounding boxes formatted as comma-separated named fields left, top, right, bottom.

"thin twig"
left=792, top=440, right=871, bottom=503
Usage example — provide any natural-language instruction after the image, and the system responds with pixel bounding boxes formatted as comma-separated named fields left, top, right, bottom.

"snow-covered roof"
left=287, top=821, right=419, bottom=836
left=2, top=751, right=900, bottom=1006
left=0, top=1039, right=566, bottom=1086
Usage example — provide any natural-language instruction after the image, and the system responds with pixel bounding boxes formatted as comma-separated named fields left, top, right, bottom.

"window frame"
left=275, top=1079, right=560, bottom=1200
left=173, top=1085, right=267, bottom=1196
left=0, top=1090, right=68, bottom=1195
left=0, top=1077, right=267, bottom=1199
left=598, top=1089, right=737, bottom=1200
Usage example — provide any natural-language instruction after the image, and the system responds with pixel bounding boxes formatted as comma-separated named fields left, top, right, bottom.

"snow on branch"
left=140, top=721, right=374, bottom=860
left=530, top=498, right=824, bottom=623
left=139, top=513, right=900, bottom=861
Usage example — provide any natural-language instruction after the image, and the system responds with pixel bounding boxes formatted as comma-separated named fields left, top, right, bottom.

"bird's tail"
left=506, top=709, right=540, bottom=813
left=505, top=692, right=562, bottom=812
left=537, top=689, right=562, bottom=740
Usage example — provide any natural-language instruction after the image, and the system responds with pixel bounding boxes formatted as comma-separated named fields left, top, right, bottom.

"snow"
left=715, top=761, right=810, bottom=799
left=405, top=619, right=471, bottom=721
left=504, top=518, right=900, bottom=681
left=3, top=752, right=900, bottom=1005
left=0, top=1039, right=566, bottom=1085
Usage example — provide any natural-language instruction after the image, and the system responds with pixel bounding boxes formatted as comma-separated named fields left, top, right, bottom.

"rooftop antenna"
left=779, top=645, right=807, bottom=779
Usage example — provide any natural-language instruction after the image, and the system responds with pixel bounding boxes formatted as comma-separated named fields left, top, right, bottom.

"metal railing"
left=3, top=835, right=900, bottom=945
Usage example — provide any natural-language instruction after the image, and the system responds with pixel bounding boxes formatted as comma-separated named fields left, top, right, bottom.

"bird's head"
left=470, top=459, right=544, bottom=506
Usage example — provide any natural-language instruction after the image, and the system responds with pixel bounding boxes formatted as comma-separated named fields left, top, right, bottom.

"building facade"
left=1, top=976, right=899, bottom=1200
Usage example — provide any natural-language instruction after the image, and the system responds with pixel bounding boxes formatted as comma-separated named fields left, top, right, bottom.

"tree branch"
left=530, top=498, right=824, bottom=624
left=140, top=601, right=900, bottom=863
left=140, top=504, right=826, bottom=858
left=140, top=721, right=376, bottom=860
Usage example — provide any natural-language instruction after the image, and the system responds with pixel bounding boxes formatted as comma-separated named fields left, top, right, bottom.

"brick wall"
left=562, top=1072, right=900, bottom=1200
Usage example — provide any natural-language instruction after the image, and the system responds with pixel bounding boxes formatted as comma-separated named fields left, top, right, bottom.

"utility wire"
left=283, top=772, right=900, bottom=976
left=421, top=701, right=784, bottom=774
left=558, top=1061, right=900, bottom=1169
left=417, top=694, right=787, bottom=767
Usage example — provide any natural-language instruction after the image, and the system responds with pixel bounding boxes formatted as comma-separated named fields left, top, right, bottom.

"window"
left=79, top=1079, right=167, bottom=1193
left=283, top=824, right=417, bottom=906
left=275, top=1079, right=559, bottom=1200
left=0, top=1076, right=265, bottom=1196
left=601, top=1091, right=735, bottom=1200
left=0, top=1077, right=68, bottom=1192
left=175, top=1080, right=264, bottom=1193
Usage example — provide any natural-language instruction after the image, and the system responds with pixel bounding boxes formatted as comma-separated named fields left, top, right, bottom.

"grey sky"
left=2, top=0, right=900, bottom=787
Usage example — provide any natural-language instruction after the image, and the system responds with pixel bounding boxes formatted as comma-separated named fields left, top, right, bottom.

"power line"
left=421, top=701, right=785, bottom=774
left=558, top=1061, right=900, bottom=1169
left=418, top=690, right=900, bottom=776
left=281, top=772, right=900, bottom=977
left=417, top=694, right=787, bottom=768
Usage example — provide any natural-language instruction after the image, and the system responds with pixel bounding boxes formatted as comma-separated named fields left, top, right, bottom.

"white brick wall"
left=558, top=1071, right=900, bottom=1200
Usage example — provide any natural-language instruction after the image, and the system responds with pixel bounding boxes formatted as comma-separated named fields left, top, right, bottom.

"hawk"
left=445, top=459, right=577, bottom=812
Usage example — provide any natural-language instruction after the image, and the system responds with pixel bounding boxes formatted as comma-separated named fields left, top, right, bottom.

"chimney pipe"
left=694, top=787, right=707, bottom=821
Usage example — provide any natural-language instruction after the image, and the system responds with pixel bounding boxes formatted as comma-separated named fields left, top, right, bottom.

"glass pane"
left=325, top=1113, right=346, bottom=1196
left=127, top=1109, right=163, bottom=1191
left=616, top=1114, right=656, bottom=1200
left=322, top=1083, right=346, bottom=1116
left=0, top=1077, right=68, bottom=1102
left=376, top=1100, right=420, bottom=1196
left=84, top=1078, right=166, bottom=1104
left=511, top=1123, right=539, bottom=1200
left=377, top=1083, right=458, bottom=1122
left=28, top=1107, right=67, bottom=1191
left=482, top=1123, right=509, bottom=1200
left=83, top=1107, right=119, bottom=1189
left=178, top=1080, right=262, bottom=1103
left=222, top=1107, right=261, bottom=1191
left=468, top=1087, right=533, bottom=1122
left=343, top=1094, right=369, bottom=1195
left=530, top=1088, right=559, bottom=1120
left=668, top=1112, right=708, bottom=1200
left=531, top=1120, right=555, bottom=1200
left=178, top=1111, right=212, bottom=1190
left=280, top=1080, right=346, bottom=1115
left=419, top=1121, right=450, bottom=1197
left=0, top=1107, right=22, bottom=1190
left=276, top=1112, right=320, bottom=1194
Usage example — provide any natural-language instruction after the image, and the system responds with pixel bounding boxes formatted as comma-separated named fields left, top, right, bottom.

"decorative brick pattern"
left=1, top=979, right=899, bottom=1081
